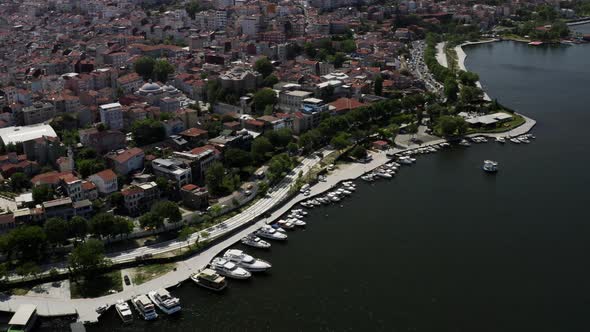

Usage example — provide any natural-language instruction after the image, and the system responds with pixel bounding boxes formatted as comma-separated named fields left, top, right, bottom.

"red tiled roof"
left=181, top=184, right=198, bottom=191
left=91, top=169, right=117, bottom=182
left=109, top=147, right=144, bottom=164
left=180, top=127, right=208, bottom=137
left=329, top=98, right=366, bottom=113
left=190, top=144, right=221, bottom=156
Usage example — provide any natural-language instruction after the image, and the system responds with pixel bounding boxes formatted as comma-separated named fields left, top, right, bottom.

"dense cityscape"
left=0, top=0, right=588, bottom=330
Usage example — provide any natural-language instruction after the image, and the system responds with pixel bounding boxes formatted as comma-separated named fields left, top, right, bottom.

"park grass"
left=9, top=287, right=31, bottom=296
left=70, top=271, right=122, bottom=299
left=132, top=263, right=176, bottom=285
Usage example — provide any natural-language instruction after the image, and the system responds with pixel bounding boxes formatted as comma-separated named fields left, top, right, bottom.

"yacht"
left=131, top=295, right=158, bottom=321
left=292, top=209, right=308, bottom=216
left=271, top=224, right=287, bottom=233
left=510, top=138, right=521, bottom=144
left=483, top=160, right=499, bottom=173
left=292, top=218, right=307, bottom=227
left=191, top=269, right=227, bottom=291
left=377, top=170, right=392, bottom=178
left=398, top=157, right=413, bottom=165
left=256, top=225, right=288, bottom=241
left=210, top=257, right=252, bottom=279
left=115, top=300, right=133, bottom=323
left=278, top=219, right=295, bottom=230
left=223, top=249, right=272, bottom=272
left=518, top=137, right=531, bottom=143
left=241, top=234, right=271, bottom=249
left=459, top=139, right=471, bottom=147
left=495, top=137, right=506, bottom=144
left=148, top=288, right=181, bottom=315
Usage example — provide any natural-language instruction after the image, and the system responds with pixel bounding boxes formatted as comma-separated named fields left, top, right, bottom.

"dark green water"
left=87, top=35, right=590, bottom=331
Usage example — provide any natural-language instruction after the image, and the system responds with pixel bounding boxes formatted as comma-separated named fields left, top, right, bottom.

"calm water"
left=87, top=34, right=590, bottom=331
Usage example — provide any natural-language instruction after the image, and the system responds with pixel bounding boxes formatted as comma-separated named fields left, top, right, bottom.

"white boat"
left=115, top=300, right=133, bottom=323
left=256, top=225, right=288, bottom=241
left=519, top=137, right=530, bottom=143
left=210, top=257, right=252, bottom=279
left=510, top=138, right=521, bottom=144
left=223, top=249, right=272, bottom=272
left=132, top=295, right=158, bottom=321
left=148, top=288, right=181, bottom=315
left=398, top=157, right=412, bottom=165
left=292, top=209, right=307, bottom=215
left=377, top=171, right=392, bottom=178
left=241, top=234, right=271, bottom=249
left=330, top=195, right=341, bottom=202
left=280, top=220, right=295, bottom=229
left=459, top=139, right=471, bottom=147
left=482, top=160, right=499, bottom=173
left=191, top=269, right=227, bottom=291
left=495, top=137, right=506, bottom=143
left=292, top=219, right=307, bottom=227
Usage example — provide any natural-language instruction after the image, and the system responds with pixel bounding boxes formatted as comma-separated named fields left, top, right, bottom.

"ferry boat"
left=241, top=234, right=271, bottom=249
left=115, top=300, right=133, bottom=323
left=132, top=295, right=158, bottom=321
left=223, top=249, right=272, bottom=272
left=210, top=257, right=252, bottom=279
left=148, top=288, right=181, bottom=315
left=482, top=160, right=499, bottom=173
left=191, top=269, right=227, bottom=291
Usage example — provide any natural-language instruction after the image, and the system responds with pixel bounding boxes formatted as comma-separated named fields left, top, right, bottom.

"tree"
left=460, top=85, right=484, bottom=104
left=436, top=115, right=468, bottom=137
left=139, top=212, right=164, bottom=229
left=108, top=192, right=124, bottom=210
left=131, top=118, right=166, bottom=145
left=224, top=148, right=252, bottom=168
left=89, top=213, right=116, bottom=238
left=69, top=216, right=88, bottom=240
left=253, top=88, right=277, bottom=114
left=185, top=1, right=201, bottom=19
left=151, top=201, right=182, bottom=223
left=32, top=185, right=54, bottom=203
left=205, top=161, right=225, bottom=196
left=350, top=146, right=367, bottom=159
left=77, top=159, right=106, bottom=178
left=262, top=74, right=278, bottom=87
left=330, top=52, right=346, bottom=68
left=374, top=75, right=384, bottom=96
left=16, top=261, right=41, bottom=278
left=458, top=71, right=479, bottom=86
left=258, top=181, right=269, bottom=196
left=69, top=239, right=107, bottom=273
left=251, top=136, right=274, bottom=163
left=287, top=142, right=299, bottom=155
left=10, top=172, right=29, bottom=191
left=44, top=217, right=69, bottom=246
left=330, top=132, right=351, bottom=150
left=134, top=56, right=156, bottom=80
left=444, top=78, right=459, bottom=102
left=7, top=226, right=47, bottom=261
left=254, top=57, right=274, bottom=78
left=153, top=59, right=175, bottom=82
left=113, top=216, right=134, bottom=237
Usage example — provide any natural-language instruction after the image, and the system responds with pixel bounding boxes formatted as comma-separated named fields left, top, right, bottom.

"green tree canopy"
left=131, top=118, right=166, bottom=146
left=44, top=217, right=69, bottom=245
left=153, top=59, right=175, bottom=82
left=32, top=184, right=54, bottom=203
left=69, top=239, right=107, bottom=273
left=134, top=56, right=156, bottom=80
left=253, top=88, right=277, bottom=114
left=69, top=216, right=88, bottom=240
left=251, top=136, right=274, bottom=163
left=444, top=77, right=459, bottom=102
left=139, top=212, right=164, bottom=229
left=205, top=161, right=225, bottom=196
left=7, top=226, right=47, bottom=261
left=350, top=145, right=367, bottom=159
left=224, top=148, right=252, bottom=169
left=10, top=172, right=29, bottom=191
left=374, top=75, right=384, bottom=96
left=151, top=201, right=182, bottom=223
left=254, top=57, right=274, bottom=78
left=185, top=0, right=201, bottom=19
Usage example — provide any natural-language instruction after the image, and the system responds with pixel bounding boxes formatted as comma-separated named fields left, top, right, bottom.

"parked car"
left=124, top=275, right=131, bottom=286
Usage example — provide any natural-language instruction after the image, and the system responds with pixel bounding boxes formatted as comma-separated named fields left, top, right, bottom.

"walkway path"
left=435, top=42, right=448, bottom=68
left=0, top=114, right=537, bottom=323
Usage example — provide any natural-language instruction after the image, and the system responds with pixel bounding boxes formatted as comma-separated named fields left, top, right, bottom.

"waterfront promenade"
left=0, top=114, right=536, bottom=323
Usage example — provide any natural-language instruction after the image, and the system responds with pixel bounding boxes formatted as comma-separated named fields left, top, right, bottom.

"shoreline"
left=455, top=39, right=500, bottom=102
left=0, top=115, right=536, bottom=323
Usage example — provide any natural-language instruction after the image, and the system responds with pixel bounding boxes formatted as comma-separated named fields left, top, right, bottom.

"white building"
left=88, top=169, right=119, bottom=195
left=152, top=158, right=192, bottom=188
left=278, top=90, right=313, bottom=112
left=99, top=102, right=123, bottom=130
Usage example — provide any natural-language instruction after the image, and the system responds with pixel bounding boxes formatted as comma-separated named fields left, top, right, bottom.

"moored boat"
left=256, top=225, right=288, bottom=241
left=223, top=249, right=272, bottom=272
left=148, top=288, right=181, bottom=315
left=115, top=300, right=133, bottom=323
left=241, top=234, right=271, bottom=249
left=482, top=160, right=499, bottom=173
left=131, top=295, right=158, bottom=321
left=191, top=269, right=227, bottom=291
left=210, top=257, right=252, bottom=279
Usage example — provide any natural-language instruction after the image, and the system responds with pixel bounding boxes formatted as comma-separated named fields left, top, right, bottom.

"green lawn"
left=70, top=271, right=122, bottom=299
left=132, top=263, right=176, bottom=285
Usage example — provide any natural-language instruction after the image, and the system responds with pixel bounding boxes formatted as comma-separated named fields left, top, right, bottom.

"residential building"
left=151, top=158, right=192, bottom=188
left=179, top=127, right=209, bottom=148
left=99, top=102, right=124, bottom=130
left=279, top=90, right=313, bottom=112
left=88, top=169, right=118, bottom=195
left=43, top=197, right=75, bottom=220
left=19, top=102, right=56, bottom=125
left=180, top=184, right=209, bottom=210
left=121, top=181, right=160, bottom=216
left=172, top=145, right=221, bottom=182
left=79, top=128, right=125, bottom=154
left=106, top=147, right=145, bottom=175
